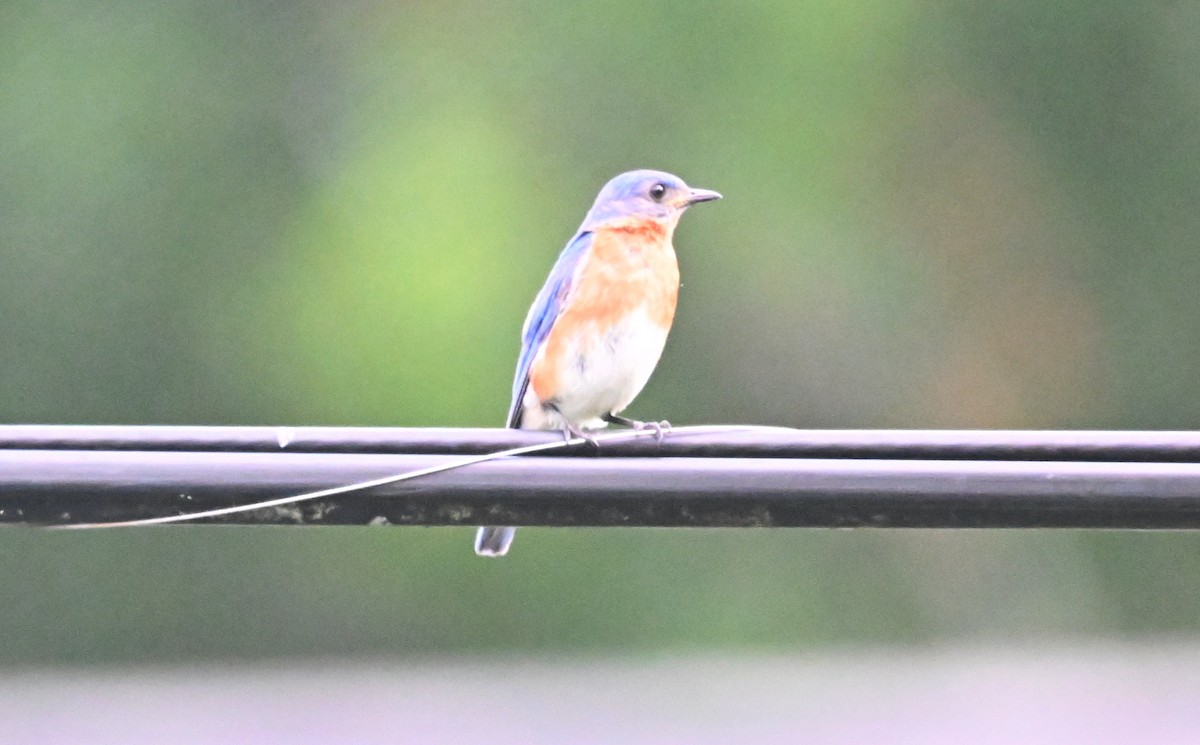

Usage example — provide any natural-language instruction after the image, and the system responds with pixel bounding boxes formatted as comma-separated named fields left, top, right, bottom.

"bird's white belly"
left=525, top=307, right=670, bottom=430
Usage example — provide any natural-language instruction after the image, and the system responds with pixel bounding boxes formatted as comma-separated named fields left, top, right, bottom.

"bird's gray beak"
left=685, top=187, right=723, bottom=205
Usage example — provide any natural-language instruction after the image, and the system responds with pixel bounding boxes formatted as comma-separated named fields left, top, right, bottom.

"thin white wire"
left=52, top=424, right=792, bottom=529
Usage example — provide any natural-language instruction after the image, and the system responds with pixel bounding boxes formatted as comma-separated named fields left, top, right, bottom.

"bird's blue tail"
left=475, top=526, right=516, bottom=557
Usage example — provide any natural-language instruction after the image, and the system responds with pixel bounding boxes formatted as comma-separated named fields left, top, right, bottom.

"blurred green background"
left=2, top=0, right=1200, bottom=666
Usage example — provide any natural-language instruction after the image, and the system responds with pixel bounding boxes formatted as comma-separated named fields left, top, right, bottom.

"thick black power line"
left=2, top=426, right=1200, bottom=529
left=5, top=425, right=1200, bottom=460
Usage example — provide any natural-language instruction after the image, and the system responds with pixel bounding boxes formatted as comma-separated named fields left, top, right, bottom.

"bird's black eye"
left=649, top=183, right=667, bottom=201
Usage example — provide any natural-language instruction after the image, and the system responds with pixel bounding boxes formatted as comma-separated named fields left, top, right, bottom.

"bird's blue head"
left=580, top=169, right=722, bottom=230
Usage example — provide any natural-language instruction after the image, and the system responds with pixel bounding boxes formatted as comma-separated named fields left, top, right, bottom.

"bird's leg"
left=603, top=413, right=672, bottom=442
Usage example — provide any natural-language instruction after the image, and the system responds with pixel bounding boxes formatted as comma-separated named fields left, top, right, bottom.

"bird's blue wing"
left=507, top=231, right=594, bottom=428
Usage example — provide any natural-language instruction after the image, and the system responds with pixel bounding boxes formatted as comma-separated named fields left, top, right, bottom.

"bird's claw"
left=634, top=419, right=671, bottom=442
left=562, top=423, right=599, bottom=446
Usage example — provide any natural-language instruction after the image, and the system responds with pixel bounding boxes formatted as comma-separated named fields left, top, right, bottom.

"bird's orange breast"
left=530, top=218, right=680, bottom=402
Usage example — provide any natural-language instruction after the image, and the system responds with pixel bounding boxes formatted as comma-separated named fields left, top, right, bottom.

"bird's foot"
left=603, top=414, right=672, bottom=442
left=561, top=422, right=599, bottom=446
left=637, top=419, right=671, bottom=442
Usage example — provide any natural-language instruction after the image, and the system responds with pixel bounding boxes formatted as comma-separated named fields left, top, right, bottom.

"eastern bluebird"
left=475, top=169, right=722, bottom=557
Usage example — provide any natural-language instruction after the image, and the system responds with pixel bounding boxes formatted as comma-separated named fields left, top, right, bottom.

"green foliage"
left=2, top=0, right=1199, bottom=663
